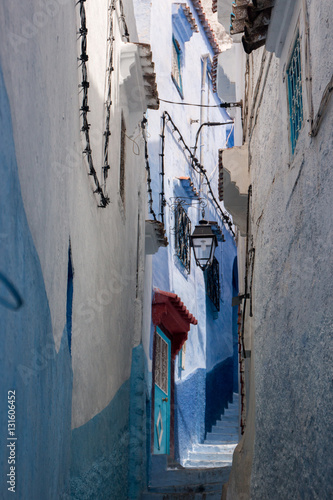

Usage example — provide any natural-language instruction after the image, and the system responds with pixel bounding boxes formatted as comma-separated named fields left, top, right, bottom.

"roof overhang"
left=152, top=289, right=198, bottom=359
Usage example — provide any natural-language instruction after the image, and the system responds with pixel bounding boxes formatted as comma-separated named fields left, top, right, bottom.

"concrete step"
left=204, top=433, right=238, bottom=444
left=224, top=411, right=238, bottom=417
left=188, top=449, right=235, bottom=462
left=225, top=403, right=239, bottom=409
left=218, top=414, right=239, bottom=422
left=215, top=418, right=239, bottom=429
left=183, top=459, right=231, bottom=468
left=212, top=422, right=239, bottom=434
left=211, top=425, right=238, bottom=435
left=192, top=443, right=236, bottom=453
left=149, top=455, right=231, bottom=489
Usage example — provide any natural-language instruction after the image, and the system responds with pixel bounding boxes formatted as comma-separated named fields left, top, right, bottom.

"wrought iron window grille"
left=205, top=256, right=220, bottom=312
left=287, top=32, right=303, bottom=154
left=173, top=202, right=191, bottom=273
left=171, top=36, right=184, bottom=98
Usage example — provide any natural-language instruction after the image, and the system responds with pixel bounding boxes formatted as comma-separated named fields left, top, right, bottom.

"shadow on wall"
left=174, top=368, right=206, bottom=464
left=0, top=66, right=73, bottom=499
left=205, top=357, right=234, bottom=435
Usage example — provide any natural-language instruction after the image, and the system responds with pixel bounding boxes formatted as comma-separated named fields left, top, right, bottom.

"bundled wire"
left=141, top=117, right=157, bottom=221
left=162, top=111, right=235, bottom=236
left=77, top=0, right=110, bottom=207
left=77, top=0, right=130, bottom=207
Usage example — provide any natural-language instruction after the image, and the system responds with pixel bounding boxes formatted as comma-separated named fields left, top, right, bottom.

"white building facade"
left=0, top=0, right=159, bottom=497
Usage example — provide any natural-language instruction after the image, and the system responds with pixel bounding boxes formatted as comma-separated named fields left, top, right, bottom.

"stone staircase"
left=142, top=394, right=239, bottom=499
left=183, top=393, right=239, bottom=469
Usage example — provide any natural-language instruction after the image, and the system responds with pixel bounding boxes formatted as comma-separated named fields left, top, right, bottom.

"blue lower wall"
left=71, top=344, right=150, bottom=500
left=174, top=368, right=206, bottom=463
left=128, top=344, right=150, bottom=499
left=0, top=66, right=73, bottom=500
left=70, top=380, right=130, bottom=499
left=205, top=356, right=234, bottom=434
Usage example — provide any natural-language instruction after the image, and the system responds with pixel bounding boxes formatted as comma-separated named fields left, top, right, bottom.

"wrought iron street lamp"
left=190, top=219, right=218, bottom=271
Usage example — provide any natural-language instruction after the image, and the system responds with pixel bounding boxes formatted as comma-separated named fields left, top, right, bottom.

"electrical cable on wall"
left=158, top=98, right=243, bottom=109
left=141, top=117, right=157, bottom=221
left=161, top=111, right=235, bottom=236
left=77, top=0, right=130, bottom=207
left=159, top=114, right=166, bottom=225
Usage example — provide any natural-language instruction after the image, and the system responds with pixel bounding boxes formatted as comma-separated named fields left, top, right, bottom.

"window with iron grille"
left=205, top=256, right=220, bottom=311
left=120, top=113, right=126, bottom=203
left=175, top=204, right=191, bottom=272
left=172, top=36, right=184, bottom=98
left=287, top=33, right=303, bottom=154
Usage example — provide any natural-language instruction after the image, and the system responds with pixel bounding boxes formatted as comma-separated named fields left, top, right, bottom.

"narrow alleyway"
left=142, top=394, right=239, bottom=499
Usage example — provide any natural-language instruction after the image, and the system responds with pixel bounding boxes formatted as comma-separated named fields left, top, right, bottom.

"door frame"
left=152, top=326, right=175, bottom=457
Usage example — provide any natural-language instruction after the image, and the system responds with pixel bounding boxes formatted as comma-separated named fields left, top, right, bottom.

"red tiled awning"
left=152, top=289, right=197, bottom=359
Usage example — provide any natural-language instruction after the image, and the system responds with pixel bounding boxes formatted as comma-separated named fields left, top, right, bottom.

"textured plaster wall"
left=247, top=1, right=333, bottom=498
left=175, top=369, right=206, bottom=463
left=0, top=0, right=150, bottom=497
left=0, top=66, right=72, bottom=499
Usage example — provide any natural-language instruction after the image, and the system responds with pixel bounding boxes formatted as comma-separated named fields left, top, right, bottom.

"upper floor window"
left=175, top=203, right=191, bottom=273
left=172, top=36, right=184, bottom=98
left=286, top=32, right=303, bottom=154
left=171, top=3, right=197, bottom=99
left=205, top=256, right=220, bottom=312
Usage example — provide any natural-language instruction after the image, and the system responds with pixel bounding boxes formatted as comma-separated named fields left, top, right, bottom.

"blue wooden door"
left=153, top=327, right=171, bottom=454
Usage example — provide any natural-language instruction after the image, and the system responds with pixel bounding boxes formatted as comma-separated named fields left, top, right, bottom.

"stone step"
left=188, top=449, right=235, bottom=462
left=216, top=419, right=239, bottom=429
left=205, top=434, right=238, bottom=444
left=225, top=402, right=239, bottom=408
left=192, top=443, right=236, bottom=453
left=218, top=414, right=239, bottom=422
left=220, top=412, right=238, bottom=419
left=223, top=407, right=239, bottom=413
left=149, top=455, right=231, bottom=489
left=211, top=425, right=238, bottom=434
left=183, top=458, right=232, bottom=468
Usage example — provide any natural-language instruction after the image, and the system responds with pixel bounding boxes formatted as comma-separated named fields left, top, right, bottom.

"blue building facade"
left=133, top=0, right=239, bottom=474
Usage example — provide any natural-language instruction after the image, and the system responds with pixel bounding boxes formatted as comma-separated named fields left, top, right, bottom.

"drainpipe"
left=199, top=55, right=209, bottom=195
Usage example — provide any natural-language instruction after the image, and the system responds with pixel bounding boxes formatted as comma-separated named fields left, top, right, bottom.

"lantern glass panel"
left=192, top=237, right=213, bottom=261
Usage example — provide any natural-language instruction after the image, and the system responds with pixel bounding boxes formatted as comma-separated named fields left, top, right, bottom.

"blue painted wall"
left=0, top=66, right=72, bottom=499
left=205, top=357, right=234, bottom=434
left=204, top=222, right=237, bottom=433
left=128, top=344, right=150, bottom=499
left=174, top=369, right=206, bottom=463
left=232, top=257, right=239, bottom=392
left=70, top=380, right=130, bottom=500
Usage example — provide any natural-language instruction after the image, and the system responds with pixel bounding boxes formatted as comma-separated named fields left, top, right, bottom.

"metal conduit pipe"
left=199, top=55, right=209, bottom=194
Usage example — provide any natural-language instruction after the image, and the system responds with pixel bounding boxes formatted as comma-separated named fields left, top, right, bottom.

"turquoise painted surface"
left=70, top=379, right=130, bottom=500
left=0, top=66, right=72, bottom=499
left=71, top=344, right=150, bottom=500
left=153, top=328, right=171, bottom=454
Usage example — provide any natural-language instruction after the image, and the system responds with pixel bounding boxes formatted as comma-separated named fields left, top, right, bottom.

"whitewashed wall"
left=225, top=0, right=333, bottom=498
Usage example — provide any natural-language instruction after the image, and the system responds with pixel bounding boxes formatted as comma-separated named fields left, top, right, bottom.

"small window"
left=172, top=36, right=183, bottom=98
left=179, top=342, right=186, bottom=371
left=286, top=33, right=303, bottom=154
left=120, top=113, right=126, bottom=203
left=175, top=203, right=191, bottom=272
left=205, top=256, right=220, bottom=312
